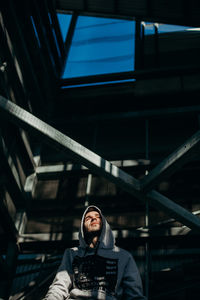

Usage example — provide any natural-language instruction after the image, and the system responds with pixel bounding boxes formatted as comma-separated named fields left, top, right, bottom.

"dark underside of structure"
left=1, top=0, right=200, bottom=299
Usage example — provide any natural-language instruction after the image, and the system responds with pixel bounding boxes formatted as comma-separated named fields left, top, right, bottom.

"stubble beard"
left=84, top=227, right=102, bottom=245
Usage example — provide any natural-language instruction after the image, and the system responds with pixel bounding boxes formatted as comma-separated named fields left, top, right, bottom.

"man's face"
left=84, top=210, right=102, bottom=233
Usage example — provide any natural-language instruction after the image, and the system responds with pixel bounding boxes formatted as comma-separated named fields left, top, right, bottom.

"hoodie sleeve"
left=122, top=254, right=147, bottom=300
left=43, top=249, right=73, bottom=300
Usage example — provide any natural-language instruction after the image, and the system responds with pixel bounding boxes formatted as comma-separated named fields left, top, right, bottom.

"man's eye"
left=85, top=215, right=100, bottom=222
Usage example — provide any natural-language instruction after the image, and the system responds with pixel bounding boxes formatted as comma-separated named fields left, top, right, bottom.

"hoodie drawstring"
left=94, top=240, right=100, bottom=256
left=83, top=240, right=100, bottom=257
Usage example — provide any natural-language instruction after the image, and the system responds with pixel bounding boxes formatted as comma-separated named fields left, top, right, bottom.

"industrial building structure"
left=1, top=0, right=200, bottom=299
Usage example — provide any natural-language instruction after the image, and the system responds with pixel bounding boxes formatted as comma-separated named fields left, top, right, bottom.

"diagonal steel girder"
left=1, top=95, right=200, bottom=231
left=140, top=130, right=200, bottom=192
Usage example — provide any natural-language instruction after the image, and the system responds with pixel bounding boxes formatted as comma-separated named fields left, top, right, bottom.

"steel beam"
left=1, top=137, right=23, bottom=191
left=146, top=190, right=200, bottom=230
left=56, top=0, right=200, bottom=27
left=47, top=0, right=66, bottom=61
left=36, top=163, right=88, bottom=180
left=0, top=134, right=27, bottom=208
left=35, top=160, right=150, bottom=179
left=0, top=96, right=140, bottom=192
left=18, top=226, right=192, bottom=243
left=64, top=13, right=78, bottom=54
left=60, top=65, right=200, bottom=87
left=19, top=234, right=200, bottom=253
left=52, top=105, right=200, bottom=125
left=1, top=96, right=200, bottom=231
left=37, top=0, right=62, bottom=74
left=20, top=129, right=36, bottom=169
left=1, top=0, right=45, bottom=113
left=140, top=130, right=200, bottom=192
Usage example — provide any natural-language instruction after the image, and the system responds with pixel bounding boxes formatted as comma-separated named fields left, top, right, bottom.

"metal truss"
left=1, top=95, right=200, bottom=231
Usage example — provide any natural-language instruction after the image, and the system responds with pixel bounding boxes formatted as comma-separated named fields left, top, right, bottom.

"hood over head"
left=79, top=205, right=115, bottom=249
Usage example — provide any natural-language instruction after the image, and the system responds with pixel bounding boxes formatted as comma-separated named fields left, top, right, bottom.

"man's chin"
left=90, top=226, right=100, bottom=232
left=88, top=226, right=101, bottom=234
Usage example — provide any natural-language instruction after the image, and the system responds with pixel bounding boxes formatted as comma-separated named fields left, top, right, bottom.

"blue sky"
left=57, top=14, right=192, bottom=80
left=57, top=14, right=135, bottom=78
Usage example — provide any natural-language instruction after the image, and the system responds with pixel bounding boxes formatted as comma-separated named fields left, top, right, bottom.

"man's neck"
left=88, top=236, right=99, bottom=248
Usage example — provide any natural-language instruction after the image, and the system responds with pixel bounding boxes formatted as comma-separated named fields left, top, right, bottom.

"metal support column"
left=144, top=120, right=150, bottom=300
left=85, top=125, right=98, bottom=207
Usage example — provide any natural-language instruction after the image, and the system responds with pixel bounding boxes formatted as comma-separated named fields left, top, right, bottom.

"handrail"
left=12, top=269, right=56, bottom=300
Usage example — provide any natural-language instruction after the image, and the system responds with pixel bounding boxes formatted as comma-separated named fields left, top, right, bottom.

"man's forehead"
left=85, top=210, right=101, bottom=218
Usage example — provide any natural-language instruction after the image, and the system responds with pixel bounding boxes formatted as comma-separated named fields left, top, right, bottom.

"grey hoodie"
left=44, top=206, right=146, bottom=300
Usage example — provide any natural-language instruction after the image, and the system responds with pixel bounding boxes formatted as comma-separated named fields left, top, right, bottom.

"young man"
left=43, top=205, right=146, bottom=299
